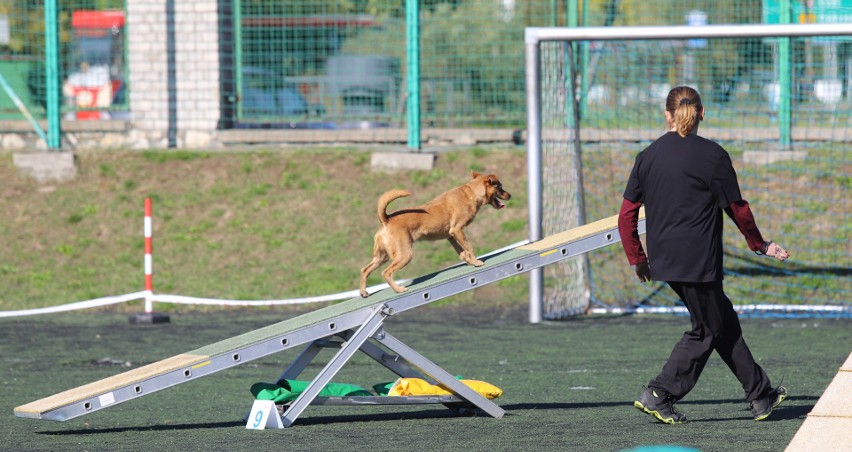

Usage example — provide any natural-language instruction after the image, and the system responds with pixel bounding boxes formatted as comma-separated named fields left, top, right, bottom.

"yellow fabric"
left=387, top=378, right=502, bottom=399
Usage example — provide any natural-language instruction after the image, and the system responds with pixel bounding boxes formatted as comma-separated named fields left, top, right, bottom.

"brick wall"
left=126, top=0, right=221, bottom=148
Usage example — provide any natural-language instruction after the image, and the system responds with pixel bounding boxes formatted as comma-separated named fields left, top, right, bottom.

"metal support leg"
left=275, top=340, right=325, bottom=382
left=376, top=331, right=505, bottom=418
left=358, top=334, right=431, bottom=382
left=272, top=330, right=426, bottom=386
left=280, top=306, right=388, bottom=427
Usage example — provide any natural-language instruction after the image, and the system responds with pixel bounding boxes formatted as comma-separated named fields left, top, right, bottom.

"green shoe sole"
left=634, top=400, right=686, bottom=425
left=754, top=390, right=788, bottom=422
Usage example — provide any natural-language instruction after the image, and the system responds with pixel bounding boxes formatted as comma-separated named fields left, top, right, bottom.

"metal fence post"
left=44, top=0, right=61, bottom=150
left=406, top=0, right=420, bottom=150
left=779, top=0, right=792, bottom=147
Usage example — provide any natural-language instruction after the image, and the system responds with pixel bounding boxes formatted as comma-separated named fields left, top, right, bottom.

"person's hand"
left=766, top=242, right=790, bottom=261
left=634, top=261, right=650, bottom=283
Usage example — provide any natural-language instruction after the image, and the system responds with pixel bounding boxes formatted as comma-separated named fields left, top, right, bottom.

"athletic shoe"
left=634, top=387, right=687, bottom=424
left=750, top=386, right=787, bottom=421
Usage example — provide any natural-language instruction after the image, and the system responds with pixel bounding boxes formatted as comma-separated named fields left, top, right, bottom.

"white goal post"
left=525, top=23, right=852, bottom=323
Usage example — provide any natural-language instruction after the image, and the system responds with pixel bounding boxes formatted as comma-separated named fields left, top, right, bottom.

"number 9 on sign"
left=245, top=399, right=283, bottom=429
left=252, top=409, right=264, bottom=428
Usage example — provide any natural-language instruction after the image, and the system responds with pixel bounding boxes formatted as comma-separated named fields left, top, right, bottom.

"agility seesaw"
left=15, top=211, right=644, bottom=427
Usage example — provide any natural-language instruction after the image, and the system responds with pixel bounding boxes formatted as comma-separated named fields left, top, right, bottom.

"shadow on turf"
left=505, top=396, right=816, bottom=423
left=505, top=395, right=816, bottom=410
left=39, top=397, right=818, bottom=434
left=677, top=397, right=815, bottom=423
left=38, top=409, right=462, bottom=435
left=39, top=421, right=245, bottom=435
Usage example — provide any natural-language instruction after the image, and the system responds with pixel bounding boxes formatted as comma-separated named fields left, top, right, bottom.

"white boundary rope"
left=0, top=291, right=149, bottom=318
left=153, top=281, right=403, bottom=307
left=0, top=283, right=398, bottom=318
left=0, top=197, right=846, bottom=319
left=0, top=198, right=530, bottom=319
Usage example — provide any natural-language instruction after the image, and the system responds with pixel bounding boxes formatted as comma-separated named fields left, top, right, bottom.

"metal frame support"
left=19, top=213, right=641, bottom=423
left=357, top=334, right=431, bottom=382
left=281, top=305, right=388, bottom=427
left=376, top=331, right=505, bottom=419
left=264, top=311, right=506, bottom=427
left=275, top=340, right=326, bottom=382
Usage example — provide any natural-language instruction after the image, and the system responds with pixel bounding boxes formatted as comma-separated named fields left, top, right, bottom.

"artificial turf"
left=2, top=306, right=849, bottom=452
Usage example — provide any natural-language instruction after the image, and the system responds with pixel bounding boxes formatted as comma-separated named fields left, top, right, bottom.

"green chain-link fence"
left=1, top=1, right=848, bottom=314
left=0, top=2, right=48, bottom=121
left=3, top=1, right=851, bottom=131
left=0, top=0, right=127, bottom=124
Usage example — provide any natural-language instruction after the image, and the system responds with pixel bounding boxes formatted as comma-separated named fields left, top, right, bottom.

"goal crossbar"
left=525, top=23, right=852, bottom=44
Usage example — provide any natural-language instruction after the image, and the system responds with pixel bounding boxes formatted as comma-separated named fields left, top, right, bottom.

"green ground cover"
left=2, top=309, right=849, bottom=451
left=0, top=147, right=532, bottom=313
left=0, top=145, right=847, bottom=450
left=0, top=145, right=846, bottom=314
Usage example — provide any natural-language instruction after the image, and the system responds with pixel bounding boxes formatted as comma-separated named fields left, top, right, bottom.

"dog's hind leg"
left=382, top=247, right=413, bottom=293
left=359, top=242, right=389, bottom=298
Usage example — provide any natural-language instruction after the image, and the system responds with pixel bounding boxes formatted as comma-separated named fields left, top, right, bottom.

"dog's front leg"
left=450, top=230, right=483, bottom=266
left=447, top=236, right=468, bottom=262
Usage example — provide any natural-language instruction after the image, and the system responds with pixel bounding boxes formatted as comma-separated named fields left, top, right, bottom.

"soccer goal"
left=526, top=23, right=852, bottom=322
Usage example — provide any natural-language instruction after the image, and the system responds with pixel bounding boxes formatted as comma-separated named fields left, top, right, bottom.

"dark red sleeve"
left=618, top=198, right=647, bottom=265
left=724, top=199, right=765, bottom=252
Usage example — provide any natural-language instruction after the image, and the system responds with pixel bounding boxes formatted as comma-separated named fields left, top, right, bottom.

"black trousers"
left=649, top=280, right=772, bottom=403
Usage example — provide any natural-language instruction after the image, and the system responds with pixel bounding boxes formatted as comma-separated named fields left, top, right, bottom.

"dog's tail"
left=377, top=189, right=412, bottom=225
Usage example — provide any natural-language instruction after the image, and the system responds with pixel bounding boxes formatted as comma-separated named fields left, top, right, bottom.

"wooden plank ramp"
left=15, top=211, right=642, bottom=422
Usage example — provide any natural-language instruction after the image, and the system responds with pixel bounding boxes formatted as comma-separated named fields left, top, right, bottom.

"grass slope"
left=0, top=146, right=530, bottom=312
left=1, top=144, right=847, bottom=313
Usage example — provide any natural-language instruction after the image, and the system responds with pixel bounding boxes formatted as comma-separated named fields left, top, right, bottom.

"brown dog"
left=359, top=172, right=511, bottom=297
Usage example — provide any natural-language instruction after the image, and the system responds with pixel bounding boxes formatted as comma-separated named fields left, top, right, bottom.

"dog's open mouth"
left=491, top=197, right=506, bottom=209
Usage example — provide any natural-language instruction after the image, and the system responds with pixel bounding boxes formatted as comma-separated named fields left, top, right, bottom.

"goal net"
left=526, top=24, right=852, bottom=321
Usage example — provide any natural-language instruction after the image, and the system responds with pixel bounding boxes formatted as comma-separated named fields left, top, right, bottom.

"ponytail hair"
left=666, top=86, right=703, bottom=137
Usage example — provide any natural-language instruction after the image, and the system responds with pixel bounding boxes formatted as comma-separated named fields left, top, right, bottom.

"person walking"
left=618, top=86, right=789, bottom=424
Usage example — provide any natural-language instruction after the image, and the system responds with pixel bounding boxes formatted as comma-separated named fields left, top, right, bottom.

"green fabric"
left=373, top=381, right=394, bottom=396
left=250, top=379, right=372, bottom=403
left=255, top=376, right=469, bottom=401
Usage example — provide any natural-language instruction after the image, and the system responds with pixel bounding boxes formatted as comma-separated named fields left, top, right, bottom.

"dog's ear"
left=487, top=175, right=499, bottom=186
left=471, top=171, right=481, bottom=179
